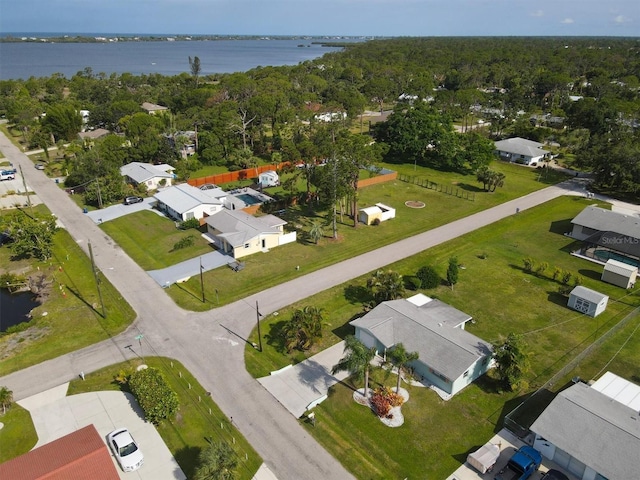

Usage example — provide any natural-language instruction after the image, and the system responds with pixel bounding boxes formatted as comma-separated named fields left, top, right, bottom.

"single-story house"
left=154, top=183, right=225, bottom=221
left=494, top=137, right=550, bottom=165
left=570, top=205, right=640, bottom=263
left=120, top=162, right=175, bottom=189
left=531, top=372, right=640, bottom=480
left=601, top=259, right=637, bottom=289
left=204, top=209, right=294, bottom=259
left=359, top=203, right=396, bottom=225
left=258, top=170, right=280, bottom=188
left=350, top=294, right=492, bottom=397
left=567, top=286, right=608, bottom=317
left=141, top=102, right=169, bottom=114
left=0, top=424, right=119, bottom=479
left=77, top=128, right=110, bottom=142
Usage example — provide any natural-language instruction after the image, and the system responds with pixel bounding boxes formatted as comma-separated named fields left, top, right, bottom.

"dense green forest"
left=1, top=37, right=639, bottom=202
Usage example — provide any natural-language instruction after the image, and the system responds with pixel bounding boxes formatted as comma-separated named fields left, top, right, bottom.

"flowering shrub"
left=370, top=386, right=404, bottom=417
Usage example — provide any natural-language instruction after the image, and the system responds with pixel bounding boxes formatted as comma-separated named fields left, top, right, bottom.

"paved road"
left=0, top=131, right=583, bottom=479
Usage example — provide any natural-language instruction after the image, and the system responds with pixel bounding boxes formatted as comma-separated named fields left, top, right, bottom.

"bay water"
left=0, top=38, right=351, bottom=80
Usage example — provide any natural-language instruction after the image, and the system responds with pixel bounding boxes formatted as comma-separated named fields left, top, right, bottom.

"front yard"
left=244, top=195, right=640, bottom=479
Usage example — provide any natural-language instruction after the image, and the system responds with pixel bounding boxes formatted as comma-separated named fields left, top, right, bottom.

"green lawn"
left=0, top=403, right=38, bottom=463
left=244, top=195, right=640, bottom=479
left=0, top=206, right=136, bottom=376
left=67, top=357, right=262, bottom=480
left=153, top=161, right=568, bottom=310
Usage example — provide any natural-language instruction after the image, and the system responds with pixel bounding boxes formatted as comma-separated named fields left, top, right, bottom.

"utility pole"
left=256, top=301, right=263, bottom=352
left=95, top=179, right=103, bottom=209
left=19, top=165, right=32, bottom=210
left=88, top=241, right=105, bottom=317
left=199, top=257, right=205, bottom=303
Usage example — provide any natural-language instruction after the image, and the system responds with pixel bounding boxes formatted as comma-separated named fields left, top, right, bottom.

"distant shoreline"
left=0, top=33, right=375, bottom=45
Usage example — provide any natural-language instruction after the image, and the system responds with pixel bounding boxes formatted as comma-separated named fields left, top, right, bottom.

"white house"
left=154, top=183, right=225, bottom=222
left=258, top=170, right=279, bottom=188
left=601, top=259, right=637, bottom=289
left=141, top=102, right=169, bottom=115
left=531, top=372, right=640, bottom=480
left=120, top=162, right=175, bottom=190
left=494, top=137, right=550, bottom=165
left=567, top=286, right=608, bottom=317
left=350, top=294, right=492, bottom=397
left=359, top=203, right=396, bottom=225
left=204, top=209, right=295, bottom=259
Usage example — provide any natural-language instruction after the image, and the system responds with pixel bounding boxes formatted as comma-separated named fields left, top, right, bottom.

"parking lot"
left=0, top=176, right=42, bottom=209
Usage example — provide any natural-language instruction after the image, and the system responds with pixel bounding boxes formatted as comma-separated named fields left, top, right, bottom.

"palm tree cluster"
left=281, top=306, right=325, bottom=353
left=366, top=269, right=405, bottom=305
left=332, top=335, right=377, bottom=399
left=476, top=166, right=506, bottom=192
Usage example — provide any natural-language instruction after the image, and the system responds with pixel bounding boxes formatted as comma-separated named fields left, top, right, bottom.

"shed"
left=601, top=259, right=637, bottom=289
left=359, top=203, right=396, bottom=225
left=258, top=170, right=279, bottom=188
left=568, top=286, right=608, bottom=317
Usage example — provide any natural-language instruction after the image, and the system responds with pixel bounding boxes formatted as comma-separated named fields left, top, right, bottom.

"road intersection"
left=0, top=131, right=587, bottom=479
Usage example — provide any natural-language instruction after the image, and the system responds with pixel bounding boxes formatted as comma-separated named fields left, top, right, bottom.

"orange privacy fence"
left=188, top=164, right=286, bottom=187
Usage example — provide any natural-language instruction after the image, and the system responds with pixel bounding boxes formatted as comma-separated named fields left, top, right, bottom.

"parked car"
left=541, top=470, right=570, bottom=480
left=124, top=196, right=143, bottom=205
left=0, top=170, right=15, bottom=180
left=107, top=428, right=144, bottom=472
left=494, top=446, right=542, bottom=480
left=34, top=163, right=45, bottom=170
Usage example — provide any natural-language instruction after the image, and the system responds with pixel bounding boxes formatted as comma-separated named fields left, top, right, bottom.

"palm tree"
left=194, top=441, right=238, bottom=480
left=309, top=221, right=324, bottom=244
left=385, top=343, right=419, bottom=392
left=366, top=269, right=405, bottom=304
left=0, top=386, right=13, bottom=415
left=282, top=306, right=325, bottom=353
left=332, top=335, right=377, bottom=398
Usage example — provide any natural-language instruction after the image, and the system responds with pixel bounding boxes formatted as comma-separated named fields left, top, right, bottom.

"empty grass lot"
left=66, top=357, right=262, bottom=480
left=115, top=161, right=566, bottom=310
left=244, top=195, right=640, bottom=479
left=0, top=206, right=135, bottom=377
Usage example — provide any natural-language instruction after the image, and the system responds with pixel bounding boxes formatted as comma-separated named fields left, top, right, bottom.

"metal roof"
left=494, top=137, right=549, bottom=158
left=350, top=299, right=491, bottom=380
left=530, top=381, right=640, bottom=480
left=603, top=259, right=638, bottom=277
left=569, top=286, right=608, bottom=304
left=120, top=162, right=173, bottom=184
left=154, top=183, right=222, bottom=214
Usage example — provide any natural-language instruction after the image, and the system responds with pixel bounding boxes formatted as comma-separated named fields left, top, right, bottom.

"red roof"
left=0, top=424, right=119, bottom=479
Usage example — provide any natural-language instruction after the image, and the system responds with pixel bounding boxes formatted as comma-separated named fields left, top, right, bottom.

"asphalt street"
left=0, top=131, right=586, bottom=479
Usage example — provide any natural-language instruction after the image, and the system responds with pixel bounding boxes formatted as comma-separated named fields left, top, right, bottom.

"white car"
left=107, top=428, right=144, bottom=472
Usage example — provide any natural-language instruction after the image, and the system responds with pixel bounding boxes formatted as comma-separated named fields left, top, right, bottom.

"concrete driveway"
left=17, top=384, right=186, bottom=480
left=85, top=197, right=157, bottom=224
left=258, top=342, right=350, bottom=418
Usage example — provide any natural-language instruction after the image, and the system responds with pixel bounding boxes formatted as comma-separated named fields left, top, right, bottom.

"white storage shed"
left=258, top=170, right=279, bottom=188
left=568, top=286, right=608, bottom=317
left=601, top=259, right=637, bottom=289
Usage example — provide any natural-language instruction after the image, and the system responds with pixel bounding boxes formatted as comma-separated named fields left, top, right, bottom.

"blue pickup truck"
left=494, top=446, right=542, bottom=480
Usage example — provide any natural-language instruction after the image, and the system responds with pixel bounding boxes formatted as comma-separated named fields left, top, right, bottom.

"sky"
left=0, top=0, right=638, bottom=37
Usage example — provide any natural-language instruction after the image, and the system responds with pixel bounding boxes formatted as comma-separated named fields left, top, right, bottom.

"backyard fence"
left=399, top=174, right=475, bottom=201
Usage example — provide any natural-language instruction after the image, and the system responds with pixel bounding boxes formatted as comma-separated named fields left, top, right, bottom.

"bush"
left=179, top=218, right=200, bottom=230
left=173, top=235, right=195, bottom=251
left=416, top=265, right=440, bottom=289
left=404, top=276, right=421, bottom=291
left=128, top=367, right=179, bottom=425
left=370, top=386, right=405, bottom=418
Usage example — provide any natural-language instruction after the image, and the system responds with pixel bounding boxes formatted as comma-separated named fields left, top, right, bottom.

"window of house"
left=463, top=371, right=469, bottom=377
left=244, top=243, right=250, bottom=248
left=185, top=212, right=194, bottom=220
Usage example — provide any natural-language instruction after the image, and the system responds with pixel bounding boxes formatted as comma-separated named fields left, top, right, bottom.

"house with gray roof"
left=154, top=183, right=225, bottom=221
left=141, top=102, right=169, bottom=114
left=350, top=294, right=492, bottom=397
left=204, top=209, right=294, bottom=259
left=494, top=137, right=550, bottom=165
left=570, top=205, right=640, bottom=262
left=120, top=162, right=175, bottom=190
left=531, top=372, right=640, bottom=480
